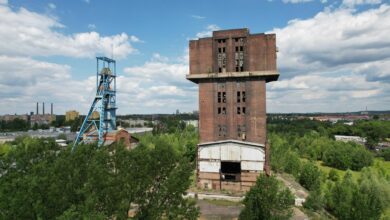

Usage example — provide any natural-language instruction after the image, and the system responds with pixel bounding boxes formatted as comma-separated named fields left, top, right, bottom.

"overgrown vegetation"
left=268, top=118, right=390, bottom=219
left=239, top=174, right=295, bottom=220
left=0, top=134, right=199, bottom=219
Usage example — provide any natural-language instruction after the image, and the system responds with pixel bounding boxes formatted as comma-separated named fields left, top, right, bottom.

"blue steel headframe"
left=73, top=57, right=117, bottom=150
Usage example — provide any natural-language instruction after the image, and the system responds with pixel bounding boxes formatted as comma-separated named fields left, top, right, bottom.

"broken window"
left=222, top=92, right=226, bottom=103
left=222, top=107, right=226, bottom=114
left=242, top=107, right=246, bottom=114
left=237, top=107, right=241, bottom=114
left=218, top=125, right=227, bottom=137
left=218, top=107, right=221, bottom=114
left=242, top=91, right=246, bottom=102
left=217, top=92, right=221, bottom=103
left=237, top=91, right=241, bottom=103
left=221, top=161, right=240, bottom=181
left=235, top=46, right=244, bottom=72
left=217, top=43, right=226, bottom=73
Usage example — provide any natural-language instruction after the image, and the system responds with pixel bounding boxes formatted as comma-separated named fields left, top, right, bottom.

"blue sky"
left=0, top=0, right=389, bottom=114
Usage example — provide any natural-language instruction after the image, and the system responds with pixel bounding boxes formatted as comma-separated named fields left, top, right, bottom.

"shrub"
left=239, top=174, right=294, bottom=220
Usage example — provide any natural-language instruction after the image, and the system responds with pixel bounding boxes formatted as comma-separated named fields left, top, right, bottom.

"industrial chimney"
left=36, top=102, right=39, bottom=115
left=43, top=102, right=45, bottom=115
left=51, top=103, right=53, bottom=115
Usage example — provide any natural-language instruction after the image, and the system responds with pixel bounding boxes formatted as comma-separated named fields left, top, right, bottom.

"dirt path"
left=197, top=199, right=243, bottom=220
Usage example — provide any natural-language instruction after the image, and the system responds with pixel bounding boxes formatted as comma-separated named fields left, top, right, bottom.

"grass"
left=315, top=158, right=390, bottom=181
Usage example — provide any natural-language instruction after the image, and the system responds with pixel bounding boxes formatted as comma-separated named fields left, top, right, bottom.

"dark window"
left=240, top=46, right=244, bottom=51
left=219, top=67, right=222, bottom=73
left=222, top=92, right=226, bottom=103
left=221, top=162, right=241, bottom=182
left=222, top=39, right=226, bottom=43
left=242, top=107, right=246, bottom=114
left=218, top=92, right=221, bottom=103
left=218, top=107, right=221, bottom=114
left=237, top=107, right=241, bottom=114
left=235, top=46, right=239, bottom=52
left=222, top=47, right=226, bottom=53
left=235, top=38, right=239, bottom=42
left=237, top=91, right=241, bottom=103
left=222, top=107, right=226, bottom=114
left=242, top=91, right=246, bottom=102
left=218, top=48, right=221, bottom=53
left=236, top=67, right=239, bottom=71
left=240, top=66, right=244, bottom=71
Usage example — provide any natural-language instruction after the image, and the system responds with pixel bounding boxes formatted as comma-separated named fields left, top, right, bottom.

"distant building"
left=30, top=114, right=55, bottom=126
left=334, top=135, right=366, bottom=145
left=0, top=114, right=28, bottom=122
left=82, top=128, right=139, bottom=150
left=65, top=110, right=80, bottom=121
left=184, top=120, right=198, bottom=128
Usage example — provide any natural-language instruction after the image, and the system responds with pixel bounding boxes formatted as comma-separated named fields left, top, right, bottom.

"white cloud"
left=272, top=4, right=390, bottom=76
left=266, top=3, right=390, bottom=112
left=87, top=24, right=96, bottom=29
left=48, top=3, right=56, bottom=9
left=282, top=0, right=313, bottom=3
left=0, top=4, right=138, bottom=59
left=0, top=0, right=7, bottom=5
left=196, top=24, right=220, bottom=38
left=191, top=15, right=206, bottom=19
left=342, top=0, right=382, bottom=8
left=129, top=35, right=142, bottom=43
left=121, top=52, right=197, bottom=113
left=0, top=55, right=95, bottom=114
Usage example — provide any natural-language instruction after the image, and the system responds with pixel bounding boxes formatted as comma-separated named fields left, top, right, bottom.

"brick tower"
left=186, top=28, right=279, bottom=191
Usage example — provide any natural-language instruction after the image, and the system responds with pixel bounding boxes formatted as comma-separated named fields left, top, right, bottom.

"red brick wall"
left=189, top=29, right=277, bottom=75
left=198, top=79, right=266, bottom=144
left=199, top=81, right=215, bottom=143
left=189, top=38, right=213, bottom=75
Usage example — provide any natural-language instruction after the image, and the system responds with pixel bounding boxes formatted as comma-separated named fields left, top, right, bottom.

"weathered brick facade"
left=187, top=28, right=278, bottom=192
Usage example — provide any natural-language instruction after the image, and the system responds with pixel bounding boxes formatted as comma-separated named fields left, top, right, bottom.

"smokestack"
left=43, top=102, right=45, bottom=115
left=51, top=103, right=53, bottom=115
left=36, top=102, right=39, bottom=115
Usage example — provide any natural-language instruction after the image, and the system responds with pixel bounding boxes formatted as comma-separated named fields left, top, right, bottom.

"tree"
left=379, top=148, right=390, bottom=161
left=298, top=162, right=321, bottom=191
left=239, top=174, right=294, bottom=220
left=0, top=136, right=199, bottom=219
left=304, top=188, right=323, bottom=211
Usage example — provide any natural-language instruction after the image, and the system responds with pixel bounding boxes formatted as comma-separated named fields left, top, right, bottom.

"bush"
left=304, top=188, right=323, bottom=211
left=299, top=162, right=321, bottom=191
left=379, top=148, right=390, bottom=161
left=323, top=142, right=373, bottom=171
left=239, top=174, right=294, bottom=220
left=327, top=169, right=339, bottom=182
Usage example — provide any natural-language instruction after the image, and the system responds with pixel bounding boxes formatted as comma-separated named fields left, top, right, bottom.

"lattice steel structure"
left=73, top=57, right=117, bottom=149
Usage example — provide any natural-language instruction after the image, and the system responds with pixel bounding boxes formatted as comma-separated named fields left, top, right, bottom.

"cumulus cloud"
left=342, top=0, right=382, bottom=8
left=0, top=55, right=95, bottom=114
left=121, top=52, right=197, bottom=113
left=0, top=3, right=138, bottom=59
left=272, top=4, right=390, bottom=77
left=196, top=24, right=220, bottom=38
left=267, top=3, right=390, bottom=112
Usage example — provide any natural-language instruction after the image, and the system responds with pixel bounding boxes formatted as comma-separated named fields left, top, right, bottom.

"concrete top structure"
left=187, top=28, right=279, bottom=83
